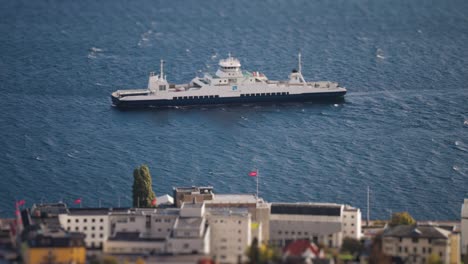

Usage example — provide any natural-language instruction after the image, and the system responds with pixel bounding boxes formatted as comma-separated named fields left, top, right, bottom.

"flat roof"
left=174, top=217, right=204, bottom=230
left=271, top=203, right=342, bottom=216
left=68, top=208, right=130, bottom=216
left=208, top=194, right=261, bottom=204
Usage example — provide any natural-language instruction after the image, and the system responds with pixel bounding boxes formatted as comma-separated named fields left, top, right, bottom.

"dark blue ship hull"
left=111, top=91, right=346, bottom=109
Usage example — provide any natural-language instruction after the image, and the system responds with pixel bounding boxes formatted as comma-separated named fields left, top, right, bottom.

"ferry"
left=111, top=53, right=346, bottom=108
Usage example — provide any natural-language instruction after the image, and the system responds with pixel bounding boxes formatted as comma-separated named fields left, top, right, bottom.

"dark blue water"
left=1, top=0, right=467, bottom=220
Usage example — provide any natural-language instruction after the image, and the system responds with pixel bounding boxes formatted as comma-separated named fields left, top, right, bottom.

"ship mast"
left=160, top=59, right=165, bottom=80
left=298, top=52, right=302, bottom=73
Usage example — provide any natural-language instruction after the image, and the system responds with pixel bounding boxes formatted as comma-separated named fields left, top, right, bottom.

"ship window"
left=215, top=95, right=219, bottom=98
left=159, top=85, right=166, bottom=91
left=261, top=93, right=265, bottom=96
left=189, top=96, right=193, bottom=99
left=267, top=93, right=271, bottom=96
left=240, top=94, right=244, bottom=97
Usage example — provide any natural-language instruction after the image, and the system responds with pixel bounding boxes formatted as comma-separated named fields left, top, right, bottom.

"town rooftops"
left=23, top=225, right=85, bottom=248
left=271, top=203, right=342, bottom=216
left=383, top=225, right=450, bottom=239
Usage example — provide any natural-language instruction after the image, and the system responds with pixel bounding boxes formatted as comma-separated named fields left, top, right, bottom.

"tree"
left=246, top=238, right=281, bottom=264
left=389, top=212, right=416, bottom=226
left=427, top=253, right=442, bottom=264
left=341, top=237, right=362, bottom=255
left=368, top=235, right=391, bottom=264
left=132, top=165, right=156, bottom=208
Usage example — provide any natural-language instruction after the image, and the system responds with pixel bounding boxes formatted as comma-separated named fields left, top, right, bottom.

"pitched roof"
left=383, top=225, right=449, bottom=239
left=283, top=240, right=320, bottom=257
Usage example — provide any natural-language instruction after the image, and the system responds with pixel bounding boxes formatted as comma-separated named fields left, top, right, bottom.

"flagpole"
left=256, top=168, right=259, bottom=203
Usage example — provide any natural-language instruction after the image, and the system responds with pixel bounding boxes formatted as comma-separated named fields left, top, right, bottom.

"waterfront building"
left=174, top=186, right=270, bottom=241
left=21, top=225, right=86, bottom=264
left=205, top=208, right=251, bottom=263
left=382, top=225, right=460, bottom=264
left=58, top=208, right=128, bottom=249
left=462, top=198, right=468, bottom=255
left=269, top=203, right=361, bottom=248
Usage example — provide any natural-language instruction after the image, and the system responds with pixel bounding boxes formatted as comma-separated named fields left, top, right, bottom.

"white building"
left=206, top=208, right=252, bottom=264
left=269, top=203, right=361, bottom=248
left=58, top=208, right=121, bottom=248
left=342, top=205, right=362, bottom=240
left=462, top=198, right=468, bottom=255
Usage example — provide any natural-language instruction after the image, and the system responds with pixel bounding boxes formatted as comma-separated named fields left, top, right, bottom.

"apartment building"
left=206, top=208, right=251, bottom=264
left=382, top=225, right=460, bottom=264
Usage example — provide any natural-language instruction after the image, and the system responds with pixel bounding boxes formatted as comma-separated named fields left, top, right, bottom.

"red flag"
left=249, top=171, right=257, bottom=177
left=151, top=198, right=157, bottom=206
left=74, top=198, right=82, bottom=204
left=16, top=200, right=25, bottom=207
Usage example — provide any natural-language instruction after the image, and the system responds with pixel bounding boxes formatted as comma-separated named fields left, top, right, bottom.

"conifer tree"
left=132, top=165, right=156, bottom=208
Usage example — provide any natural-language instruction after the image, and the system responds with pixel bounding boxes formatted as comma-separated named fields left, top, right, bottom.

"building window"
left=351, top=215, right=354, bottom=219
left=439, top=252, right=443, bottom=257
left=91, top=234, right=95, bottom=238
left=404, top=247, right=408, bottom=253
left=278, top=231, right=282, bottom=235
left=84, top=227, right=87, bottom=230
left=75, top=219, right=79, bottom=223
left=414, top=247, right=417, bottom=253
left=92, top=218, right=95, bottom=223
left=183, top=243, right=189, bottom=249
left=412, top=238, right=418, bottom=243
left=130, top=217, right=135, bottom=222
left=100, top=234, right=103, bottom=238
left=91, top=226, right=95, bottom=230
left=75, top=227, right=79, bottom=231
left=398, top=246, right=402, bottom=253
left=100, top=226, right=103, bottom=230
left=100, top=218, right=103, bottom=223
left=429, top=248, right=432, bottom=254
left=67, top=219, right=71, bottom=223
left=67, top=227, right=71, bottom=231
left=238, top=220, right=242, bottom=224
left=422, top=247, right=426, bottom=253
left=84, top=219, right=87, bottom=223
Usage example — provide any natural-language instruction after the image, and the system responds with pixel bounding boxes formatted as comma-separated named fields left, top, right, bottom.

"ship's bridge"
left=215, top=55, right=243, bottom=79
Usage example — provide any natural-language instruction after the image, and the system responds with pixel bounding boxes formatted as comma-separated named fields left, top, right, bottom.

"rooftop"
left=271, top=203, right=342, bottom=216
left=208, top=194, right=262, bottom=204
left=68, top=207, right=130, bottom=216
left=174, top=217, right=204, bottom=231
left=383, top=225, right=450, bottom=239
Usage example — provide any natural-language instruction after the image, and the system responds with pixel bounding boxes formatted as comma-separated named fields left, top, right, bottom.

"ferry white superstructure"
left=111, top=53, right=346, bottom=108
